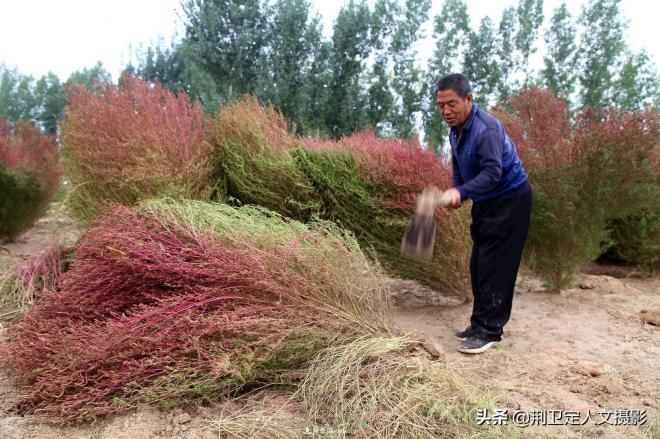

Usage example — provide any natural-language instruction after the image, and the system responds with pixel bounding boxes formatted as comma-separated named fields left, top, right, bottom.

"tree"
left=365, top=0, right=398, bottom=133
left=182, top=0, right=267, bottom=101
left=33, top=72, right=66, bottom=134
left=613, top=50, right=660, bottom=111
left=326, top=0, right=372, bottom=138
left=514, top=0, right=544, bottom=87
left=131, top=40, right=221, bottom=113
left=424, top=0, right=471, bottom=153
left=0, top=65, right=37, bottom=124
left=66, top=62, right=112, bottom=92
left=541, top=3, right=578, bottom=99
left=497, top=7, right=517, bottom=102
left=578, top=0, right=626, bottom=109
left=301, top=39, right=332, bottom=136
left=389, top=0, right=431, bottom=139
left=256, top=0, right=318, bottom=128
left=464, top=17, right=501, bottom=107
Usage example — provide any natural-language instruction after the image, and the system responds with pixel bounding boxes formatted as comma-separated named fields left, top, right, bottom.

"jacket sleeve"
left=456, top=128, right=502, bottom=201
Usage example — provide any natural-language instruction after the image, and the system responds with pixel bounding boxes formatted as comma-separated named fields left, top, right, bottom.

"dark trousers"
left=469, top=186, right=532, bottom=342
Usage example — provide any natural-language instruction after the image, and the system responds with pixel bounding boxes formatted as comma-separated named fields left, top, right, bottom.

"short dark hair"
left=435, top=73, right=471, bottom=98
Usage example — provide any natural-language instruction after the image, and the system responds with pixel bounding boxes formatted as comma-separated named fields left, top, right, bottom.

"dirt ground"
left=1, top=205, right=658, bottom=439
left=393, top=272, right=659, bottom=439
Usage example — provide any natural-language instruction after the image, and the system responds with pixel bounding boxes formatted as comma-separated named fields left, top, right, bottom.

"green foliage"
left=364, top=0, right=397, bottom=134
left=33, top=73, right=66, bottom=134
left=497, top=7, right=517, bottom=102
left=256, top=0, right=320, bottom=129
left=130, top=41, right=222, bottom=114
left=65, top=61, right=112, bottom=91
left=542, top=3, right=578, bottom=99
left=608, top=184, right=660, bottom=273
left=578, top=0, right=627, bottom=108
left=423, top=0, right=471, bottom=153
left=326, top=0, right=372, bottom=138
left=0, top=165, right=46, bottom=241
left=0, top=63, right=111, bottom=135
left=183, top=0, right=267, bottom=100
left=388, top=0, right=431, bottom=139
left=464, top=17, right=501, bottom=107
left=0, top=65, right=38, bottom=124
left=514, top=0, right=544, bottom=87
left=300, top=39, right=332, bottom=137
left=526, top=160, right=610, bottom=292
left=613, top=50, right=660, bottom=111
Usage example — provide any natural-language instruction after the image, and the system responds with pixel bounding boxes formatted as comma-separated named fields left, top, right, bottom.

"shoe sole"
left=457, top=341, right=499, bottom=354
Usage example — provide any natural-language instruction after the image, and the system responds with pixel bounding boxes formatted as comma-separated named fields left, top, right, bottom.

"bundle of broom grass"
left=294, top=131, right=471, bottom=297
left=0, top=245, right=72, bottom=322
left=60, top=75, right=212, bottom=222
left=210, top=98, right=471, bottom=297
left=1, top=198, right=390, bottom=423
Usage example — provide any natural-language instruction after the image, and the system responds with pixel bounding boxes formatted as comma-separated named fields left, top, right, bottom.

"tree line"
left=1, top=0, right=658, bottom=153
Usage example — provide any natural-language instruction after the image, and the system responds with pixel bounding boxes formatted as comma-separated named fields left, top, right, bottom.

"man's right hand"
left=442, top=187, right=462, bottom=209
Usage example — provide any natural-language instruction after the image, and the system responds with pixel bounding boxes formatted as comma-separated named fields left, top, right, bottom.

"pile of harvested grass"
left=60, top=75, right=212, bottom=221
left=1, top=199, right=390, bottom=423
left=293, top=137, right=471, bottom=297
left=207, top=96, right=318, bottom=220
left=208, top=99, right=470, bottom=296
left=210, top=336, right=522, bottom=439
left=0, top=245, right=72, bottom=322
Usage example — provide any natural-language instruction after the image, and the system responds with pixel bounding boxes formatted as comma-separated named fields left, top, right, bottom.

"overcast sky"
left=0, top=0, right=658, bottom=81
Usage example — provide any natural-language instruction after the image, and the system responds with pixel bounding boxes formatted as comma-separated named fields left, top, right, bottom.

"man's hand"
left=443, top=187, right=462, bottom=208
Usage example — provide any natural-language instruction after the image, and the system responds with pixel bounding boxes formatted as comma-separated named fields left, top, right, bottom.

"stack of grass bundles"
left=60, top=75, right=212, bottom=221
left=1, top=198, right=390, bottom=423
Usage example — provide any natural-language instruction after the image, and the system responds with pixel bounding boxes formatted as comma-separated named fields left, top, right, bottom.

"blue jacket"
left=450, top=104, right=529, bottom=203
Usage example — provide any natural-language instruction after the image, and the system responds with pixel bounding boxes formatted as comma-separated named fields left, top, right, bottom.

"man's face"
left=436, top=89, right=473, bottom=128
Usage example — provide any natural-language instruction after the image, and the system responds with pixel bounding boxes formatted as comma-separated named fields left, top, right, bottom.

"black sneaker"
left=457, top=336, right=499, bottom=354
left=454, top=325, right=473, bottom=341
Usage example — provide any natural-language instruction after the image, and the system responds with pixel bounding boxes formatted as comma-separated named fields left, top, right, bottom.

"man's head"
left=435, top=73, right=473, bottom=129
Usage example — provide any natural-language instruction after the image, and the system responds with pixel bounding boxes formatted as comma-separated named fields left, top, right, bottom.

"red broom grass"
left=339, top=130, right=451, bottom=211
left=493, top=88, right=660, bottom=289
left=0, top=119, right=60, bottom=192
left=0, top=118, right=60, bottom=240
left=209, top=97, right=470, bottom=296
left=298, top=130, right=472, bottom=297
left=0, top=245, right=71, bottom=322
left=2, top=199, right=390, bottom=423
left=60, top=75, right=211, bottom=221
left=301, top=129, right=451, bottom=211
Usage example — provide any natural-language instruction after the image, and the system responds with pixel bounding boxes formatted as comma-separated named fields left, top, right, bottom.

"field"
left=1, top=202, right=657, bottom=439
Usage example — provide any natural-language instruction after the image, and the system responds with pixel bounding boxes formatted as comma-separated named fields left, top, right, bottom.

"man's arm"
left=455, top=128, right=503, bottom=201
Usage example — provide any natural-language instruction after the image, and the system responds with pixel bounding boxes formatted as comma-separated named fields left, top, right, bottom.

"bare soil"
left=1, top=206, right=658, bottom=439
left=392, top=272, right=660, bottom=439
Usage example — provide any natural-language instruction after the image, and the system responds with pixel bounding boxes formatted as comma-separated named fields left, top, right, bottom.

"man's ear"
left=466, top=92, right=473, bottom=104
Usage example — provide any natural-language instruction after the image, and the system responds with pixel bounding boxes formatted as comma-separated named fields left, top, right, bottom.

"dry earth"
left=392, top=271, right=660, bottom=439
left=1, top=205, right=658, bottom=439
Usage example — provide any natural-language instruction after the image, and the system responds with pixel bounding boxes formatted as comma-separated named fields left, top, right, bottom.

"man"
left=436, top=73, right=532, bottom=354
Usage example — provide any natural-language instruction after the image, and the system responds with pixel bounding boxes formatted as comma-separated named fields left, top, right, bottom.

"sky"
left=0, top=0, right=658, bottom=82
